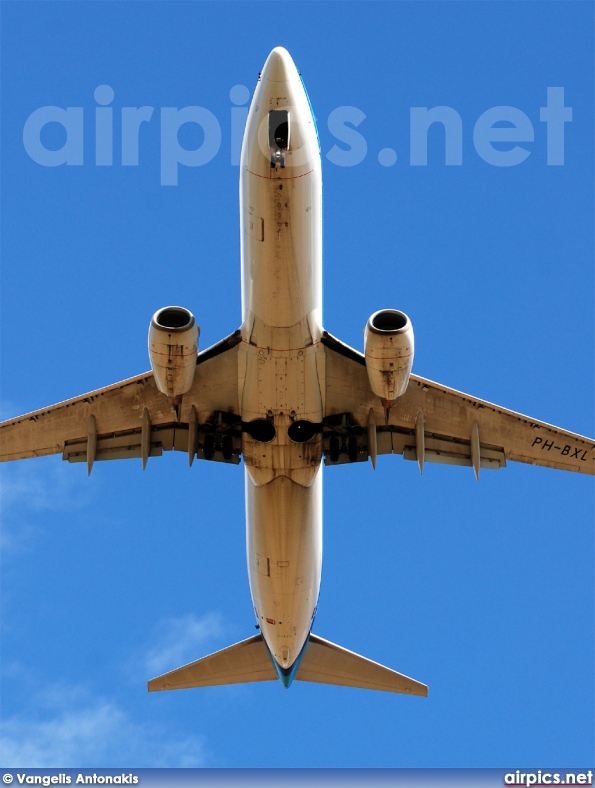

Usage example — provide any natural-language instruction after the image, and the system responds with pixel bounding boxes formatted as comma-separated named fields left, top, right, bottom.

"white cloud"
left=1, top=613, right=242, bottom=768
left=0, top=461, right=92, bottom=553
left=0, top=460, right=90, bottom=513
left=0, top=683, right=207, bottom=767
left=143, top=612, right=226, bottom=677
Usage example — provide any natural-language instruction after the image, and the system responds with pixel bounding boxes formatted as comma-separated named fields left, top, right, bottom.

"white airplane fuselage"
left=239, top=48, right=323, bottom=680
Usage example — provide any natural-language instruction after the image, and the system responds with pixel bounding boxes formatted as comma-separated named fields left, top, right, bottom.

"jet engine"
left=148, top=306, right=199, bottom=400
left=364, top=309, right=414, bottom=405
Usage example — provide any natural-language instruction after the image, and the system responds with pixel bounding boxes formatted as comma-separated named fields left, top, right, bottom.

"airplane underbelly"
left=246, top=470, right=322, bottom=668
left=242, top=171, right=321, bottom=330
left=238, top=51, right=325, bottom=670
left=239, top=142, right=324, bottom=488
left=240, top=339, right=324, bottom=487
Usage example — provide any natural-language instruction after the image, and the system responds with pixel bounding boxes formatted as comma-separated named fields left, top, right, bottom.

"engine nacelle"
left=364, top=309, right=414, bottom=404
left=148, top=306, right=199, bottom=399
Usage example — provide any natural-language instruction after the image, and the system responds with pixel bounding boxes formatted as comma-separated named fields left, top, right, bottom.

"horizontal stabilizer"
left=296, top=634, right=428, bottom=696
left=148, top=634, right=276, bottom=691
left=148, top=632, right=427, bottom=696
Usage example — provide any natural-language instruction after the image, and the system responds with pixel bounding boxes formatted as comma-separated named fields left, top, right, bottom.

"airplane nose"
left=261, top=46, right=299, bottom=83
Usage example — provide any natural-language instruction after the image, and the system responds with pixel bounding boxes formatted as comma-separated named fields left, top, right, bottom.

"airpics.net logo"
left=22, top=84, right=572, bottom=186
left=504, top=771, right=593, bottom=786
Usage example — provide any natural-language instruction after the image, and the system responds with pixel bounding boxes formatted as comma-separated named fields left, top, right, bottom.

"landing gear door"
left=269, top=110, right=289, bottom=168
left=268, top=110, right=290, bottom=149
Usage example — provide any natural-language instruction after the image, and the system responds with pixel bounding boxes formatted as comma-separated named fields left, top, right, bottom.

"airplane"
left=1, top=47, right=593, bottom=696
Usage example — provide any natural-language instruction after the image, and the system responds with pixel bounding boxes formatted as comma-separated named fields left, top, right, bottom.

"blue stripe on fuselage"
left=262, top=632, right=311, bottom=688
left=299, top=72, right=321, bottom=153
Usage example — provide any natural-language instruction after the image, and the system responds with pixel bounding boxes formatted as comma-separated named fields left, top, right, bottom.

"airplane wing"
left=321, top=332, right=595, bottom=476
left=0, top=330, right=243, bottom=470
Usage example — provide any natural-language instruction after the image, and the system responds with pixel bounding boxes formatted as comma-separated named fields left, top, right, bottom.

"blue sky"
left=1, top=0, right=593, bottom=770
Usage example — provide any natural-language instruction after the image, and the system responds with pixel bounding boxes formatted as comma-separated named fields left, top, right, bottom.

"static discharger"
left=416, top=411, right=425, bottom=475
left=188, top=405, right=198, bottom=467
left=367, top=408, right=377, bottom=469
left=471, top=420, right=481, bottom=481
left=87, top=414, right=97, bottom=476
left=141, top=407, right=151, bottom=470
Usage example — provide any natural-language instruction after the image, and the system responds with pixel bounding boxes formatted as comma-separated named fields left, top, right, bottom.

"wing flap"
left=63, top=424, right=179, bottom=463
left=148, top=634, right=277, bottom=691
left=297, top=634, right=428, bottom=696
left=402, top=438, right=506, bottom=469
